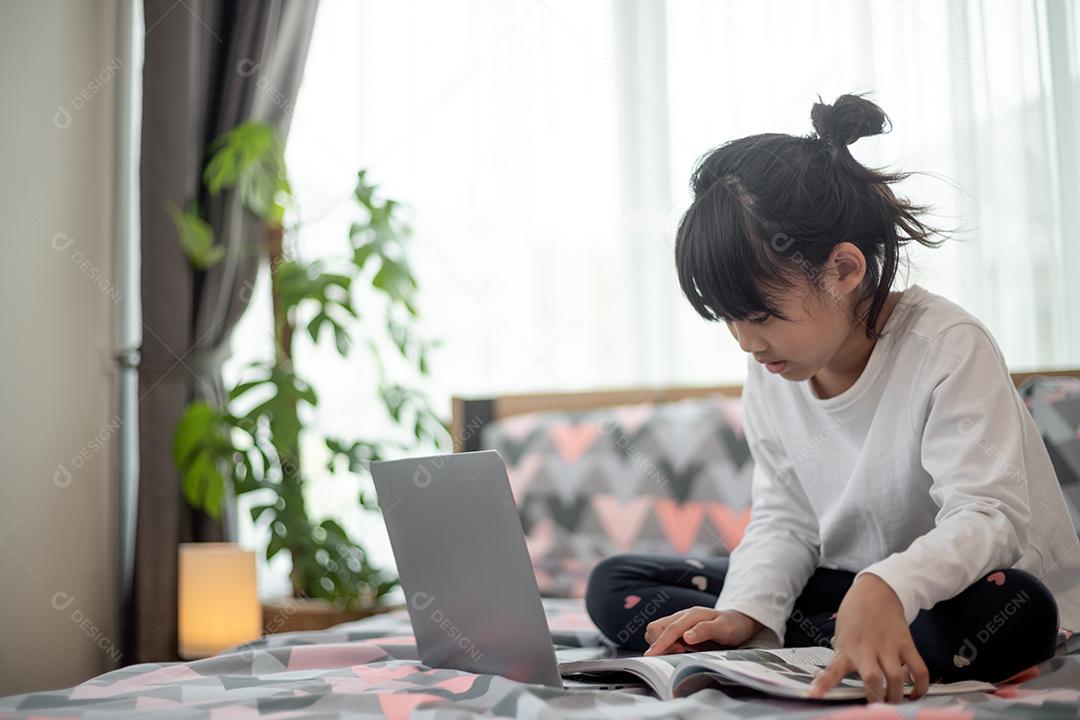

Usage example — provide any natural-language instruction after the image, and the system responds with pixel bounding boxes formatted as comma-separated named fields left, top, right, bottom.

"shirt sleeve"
left=856, top=322, right=1032, bottom=624
left=714, top=361, right=821, bottom=645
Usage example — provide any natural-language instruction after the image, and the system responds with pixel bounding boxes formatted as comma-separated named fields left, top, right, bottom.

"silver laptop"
left=370, top=449, right=632, bottom=689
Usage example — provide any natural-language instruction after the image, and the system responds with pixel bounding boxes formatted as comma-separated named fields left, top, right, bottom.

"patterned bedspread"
left=3, top=597, right=1079, bottom=719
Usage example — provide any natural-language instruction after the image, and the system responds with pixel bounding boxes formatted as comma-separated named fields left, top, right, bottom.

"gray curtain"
left=129, top=0, right=318, bottom=663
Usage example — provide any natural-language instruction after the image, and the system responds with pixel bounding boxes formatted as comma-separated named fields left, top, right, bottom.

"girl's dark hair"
left=674, top=92, right=945, bottom=340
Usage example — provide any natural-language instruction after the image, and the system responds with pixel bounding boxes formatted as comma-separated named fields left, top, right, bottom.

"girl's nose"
left=727, top=321, right=766, bottom=355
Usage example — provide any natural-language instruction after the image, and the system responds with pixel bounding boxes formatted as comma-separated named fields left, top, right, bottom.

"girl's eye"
left=749, top=314, right=770, bottom=325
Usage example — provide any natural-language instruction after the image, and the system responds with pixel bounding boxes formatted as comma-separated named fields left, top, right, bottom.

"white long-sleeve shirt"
left=714, top=283, right=1080, bottom=645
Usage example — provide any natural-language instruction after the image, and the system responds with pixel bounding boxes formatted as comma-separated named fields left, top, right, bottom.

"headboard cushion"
left=478, top=394, right=751, bottom=596
left=452, top=369, right=1080, bottom=596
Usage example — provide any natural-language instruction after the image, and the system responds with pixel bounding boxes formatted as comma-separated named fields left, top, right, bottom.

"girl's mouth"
left=765, top=361, right=788, bottom=373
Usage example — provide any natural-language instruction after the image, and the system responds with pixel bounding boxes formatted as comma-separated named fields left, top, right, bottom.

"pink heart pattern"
left=987, top=571, right=1007, bottom=586
left=623, top=594, right=641, bottom=609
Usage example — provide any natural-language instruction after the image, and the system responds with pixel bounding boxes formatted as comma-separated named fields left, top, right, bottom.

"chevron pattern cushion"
left=479, top=394, right=753, bottom=597
left=1020, top=375, right=1080, bottom=538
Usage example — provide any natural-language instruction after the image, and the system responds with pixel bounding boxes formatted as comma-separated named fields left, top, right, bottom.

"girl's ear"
left=826, top=242, right=867, bottom=296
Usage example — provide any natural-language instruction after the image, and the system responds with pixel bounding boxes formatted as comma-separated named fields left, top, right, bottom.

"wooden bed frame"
left=450, top=368, right=1080, bottom=453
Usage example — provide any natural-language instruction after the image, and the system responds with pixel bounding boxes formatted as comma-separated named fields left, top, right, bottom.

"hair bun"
left=811, top=93, right=891, bottom=146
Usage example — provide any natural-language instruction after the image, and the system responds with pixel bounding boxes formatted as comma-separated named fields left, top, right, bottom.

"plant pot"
left=261, top=596, right=404, bottom=635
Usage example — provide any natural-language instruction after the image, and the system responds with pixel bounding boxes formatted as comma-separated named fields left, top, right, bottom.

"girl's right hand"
left=643, top=607, right=765, bottom=656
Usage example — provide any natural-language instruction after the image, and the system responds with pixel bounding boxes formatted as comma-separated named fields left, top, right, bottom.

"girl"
left=584, top=93, right=1080, bottom=704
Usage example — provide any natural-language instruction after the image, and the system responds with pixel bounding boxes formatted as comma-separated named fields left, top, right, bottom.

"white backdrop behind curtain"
left=226, top=0, right=1080, bottom=595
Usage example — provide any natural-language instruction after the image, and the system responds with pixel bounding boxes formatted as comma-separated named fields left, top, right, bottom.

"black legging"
left=584, top=553, right=1060, bottom=684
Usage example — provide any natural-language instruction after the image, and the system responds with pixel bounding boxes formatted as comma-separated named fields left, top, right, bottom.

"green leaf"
left=353, top=169, right=375, bottom=205
left=266, top=533, right=285, bottom=561
left=333, top=323, right=350, bottom=355
left=389, top=323, right=408, bottom=355
left=250, top=503, right=275, bottom=523
left=203, top=468, right=225, bottom=518
left=337, top=296, right=359, bottom=319
left=294, top=379, right=318, bottom=407
left=168, top=202, right=225, bottom=269
left=358, top=489, right=379, bottom=510
left=243, top=396, right=276, bottom=426
left=253, top=445, right=273, bottom=478
left=323, top=273, right=351, bottom=290
left=180, top=450, right=207, bottom=508
left=182, top=448, right=225, bottom=519
left=234, top=450, right=268, bottom=494
left=352, top=242, right=378, bottom=270
left=319, top=519, right=349, bottom=541
left=203, top=122, right=290, bottom=221
left=306, top=311, right=330, bottom=344
left=371, top=260, right=402, bottom=295
left=376, top=579, right=400, bottom=598
left=229, top=377, right=270, bottom=402
left=173, top=401, right=215, bottom=467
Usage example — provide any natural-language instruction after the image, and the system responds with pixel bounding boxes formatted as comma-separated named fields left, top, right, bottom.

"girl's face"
left=724, top=244, right=869, bottom=382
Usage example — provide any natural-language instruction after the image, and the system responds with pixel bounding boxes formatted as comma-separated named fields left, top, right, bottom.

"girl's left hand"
left=808, top=574, right=930, bottom=703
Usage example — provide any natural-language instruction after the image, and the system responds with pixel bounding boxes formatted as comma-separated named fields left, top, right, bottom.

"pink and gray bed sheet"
left=5, top=378, right=1078, bottom=718
left=2, top=597, right=1078, bottom=719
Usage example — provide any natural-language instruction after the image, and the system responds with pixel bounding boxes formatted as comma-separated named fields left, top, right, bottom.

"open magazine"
left=559, top=646, right=995, bottom=701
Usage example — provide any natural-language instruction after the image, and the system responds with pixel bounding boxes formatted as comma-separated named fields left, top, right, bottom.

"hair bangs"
left=675, top=178, right=796, bottom=324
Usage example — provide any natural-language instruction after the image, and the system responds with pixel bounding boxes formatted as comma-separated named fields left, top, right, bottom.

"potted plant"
left=170, top=122, right=448, bottom=632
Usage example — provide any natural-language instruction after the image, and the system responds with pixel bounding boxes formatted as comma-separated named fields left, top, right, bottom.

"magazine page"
left=559, top=653, right=685, bottom=700
left=672, top=647, right=865, bottom=699
left=671, top=648, right=994, bottom=700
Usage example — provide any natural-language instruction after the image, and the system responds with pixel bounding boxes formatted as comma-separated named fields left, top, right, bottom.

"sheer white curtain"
left=666, top=0, right=1080, bottom=373
left=229, top=0, right=625, bottom=591
left=227, top=0, right=1080, bottom=593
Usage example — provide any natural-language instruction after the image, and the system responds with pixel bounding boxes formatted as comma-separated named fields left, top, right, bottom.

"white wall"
left=0, top=0, right=124, bottom=695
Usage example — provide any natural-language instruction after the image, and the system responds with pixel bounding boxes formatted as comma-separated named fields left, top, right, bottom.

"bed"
left=2, top=597, right=1078, bottom=718
left=4, top=371, right=1079, bottom=718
